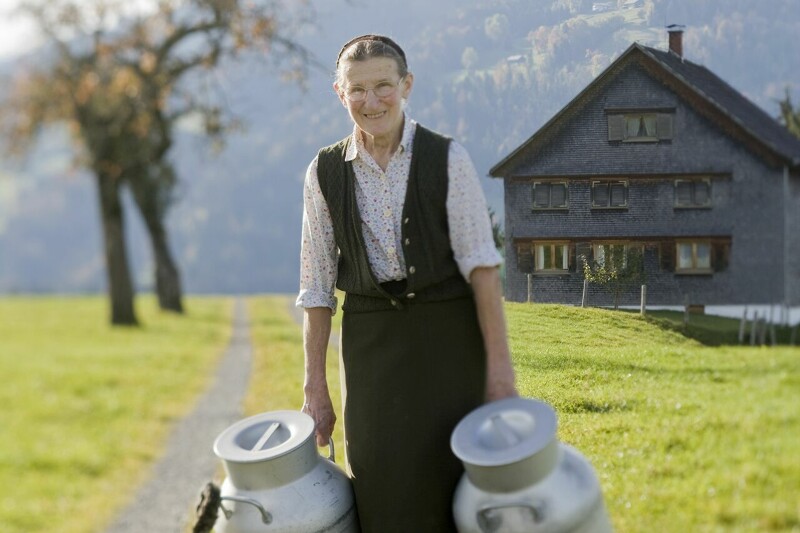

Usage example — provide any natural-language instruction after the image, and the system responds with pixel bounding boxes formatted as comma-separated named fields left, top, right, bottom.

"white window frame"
left=534, top=242, right=569, bottom=273
left=592, top=242, right=630, bottom=269
left=532, top=181, right=569, bottom=210
left=675, top=241, right=713, bottom=274
left=592, top=242, right=645, bottom=270
left=591, top=180, right=629, bottom=209
left=674, top=178, right=712, bottom=208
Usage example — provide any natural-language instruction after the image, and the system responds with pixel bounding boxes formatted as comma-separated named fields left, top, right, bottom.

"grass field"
left=0, top=296, right=230, bottom=533
left=506, top=303, right=800, bottom=532
left=244, top=297, right=800, bottom=532
left=1, top=296, right=797, bottom=532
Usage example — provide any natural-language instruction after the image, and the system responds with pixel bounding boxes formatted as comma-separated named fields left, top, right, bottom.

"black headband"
left=336, top=34, right=407, bottom=68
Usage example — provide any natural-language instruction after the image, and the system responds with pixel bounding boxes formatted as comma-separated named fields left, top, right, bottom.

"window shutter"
left=675, top=181, right=692, bottom=206
left=660, top=241, right=674, bottom=272
left=533, top=183, right=550, bottom=208
left=712, top=242, right=729, bottom=272
left=610, top=182, right=627, bottom=206
left=517, top=243, right=534, bottom=273
left=576, top=242, right=592, bottom=270
left=608, top=115, right=624, bottom=141
left=551, top=183, right=567, bottom=207
left=592, top=182, right=609, bottom=207
left=694, top=180, right=710, bottom=205
left=657, top=114, right=673, bottom=140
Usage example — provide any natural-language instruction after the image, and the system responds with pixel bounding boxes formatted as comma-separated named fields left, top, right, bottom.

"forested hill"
left=1, top=0, right=798, bottom=294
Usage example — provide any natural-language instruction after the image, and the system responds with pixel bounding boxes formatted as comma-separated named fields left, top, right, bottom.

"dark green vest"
left=316, top=123, right=471, bottom=312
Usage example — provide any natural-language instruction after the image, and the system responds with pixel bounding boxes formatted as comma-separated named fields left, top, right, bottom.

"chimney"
left=667, top=24, right=686, bottom=58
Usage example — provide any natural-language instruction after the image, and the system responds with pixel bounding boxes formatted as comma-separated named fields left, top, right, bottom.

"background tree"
left=581, top=245, right=645, bottom=310
left=0, top=0, right=312, bottom=325
left=778, top=88, right=800, bottom=138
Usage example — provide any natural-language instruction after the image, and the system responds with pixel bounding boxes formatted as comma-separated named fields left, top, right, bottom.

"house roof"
left=490, top=43, right=800, bottom=177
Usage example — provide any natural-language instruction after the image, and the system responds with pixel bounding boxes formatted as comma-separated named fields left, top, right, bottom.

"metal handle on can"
left=220, top=495, right=273, bottom=524
left=477, top=501, right=545, bottom=532
left=326, top=438, right=336, bottom=462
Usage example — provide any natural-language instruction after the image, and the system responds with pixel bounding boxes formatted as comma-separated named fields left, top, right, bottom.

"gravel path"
left=104, top=298, right=252, bottom=533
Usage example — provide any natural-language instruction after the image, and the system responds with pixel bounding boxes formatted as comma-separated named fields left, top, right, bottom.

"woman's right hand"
left=302, top=379, right=336, bottom=447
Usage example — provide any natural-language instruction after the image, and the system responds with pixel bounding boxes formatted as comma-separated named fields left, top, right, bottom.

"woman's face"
left=334, top=56, right=413, bottom=141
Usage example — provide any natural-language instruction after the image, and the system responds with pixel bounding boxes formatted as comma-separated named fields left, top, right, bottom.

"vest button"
left=407, top=293, right=416, bottom=299
left=403, top=217, right=410, bottom=224
left=408, top=266, right=416, bottom=274
left=404, top=238, right=410, bottom=246
left=391, top=299, right=398, bottom=306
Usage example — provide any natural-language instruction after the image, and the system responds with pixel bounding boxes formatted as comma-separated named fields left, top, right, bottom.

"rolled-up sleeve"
left=296, top=156, right=339, bottom=313
left=446, top=142, right=502, bottom=281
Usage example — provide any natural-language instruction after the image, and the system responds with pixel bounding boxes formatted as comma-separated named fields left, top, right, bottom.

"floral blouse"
left=296, top=116, right=501, bottom=313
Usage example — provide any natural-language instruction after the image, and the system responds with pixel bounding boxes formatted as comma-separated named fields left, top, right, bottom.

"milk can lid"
left=450, top=397, right=558, bottom=467
left=213, top=410, right=315, bottom=463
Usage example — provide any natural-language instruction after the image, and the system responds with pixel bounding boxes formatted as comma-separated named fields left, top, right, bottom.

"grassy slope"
left=507, top=303, right=799, bottom=532
left=247, top=298, right=800, bottom=532
left=0, top=296, right=230, bottom=533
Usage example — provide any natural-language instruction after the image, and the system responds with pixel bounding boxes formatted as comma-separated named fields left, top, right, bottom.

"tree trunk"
left=129, top=177, right=184, bottom=313
left=96, top=172, right=138, bottom=326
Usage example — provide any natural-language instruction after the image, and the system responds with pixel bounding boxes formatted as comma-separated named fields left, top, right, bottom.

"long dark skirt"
left=340, top=296, right=486, bottom=533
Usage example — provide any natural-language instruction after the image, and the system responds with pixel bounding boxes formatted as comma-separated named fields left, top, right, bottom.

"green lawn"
left=0, top=296, right=231, bottom=533
left=245, top=298, right=800, bottom=532
left=2, top=296, right=797, bottom=532
left=506, top=303, right=800, bottom=532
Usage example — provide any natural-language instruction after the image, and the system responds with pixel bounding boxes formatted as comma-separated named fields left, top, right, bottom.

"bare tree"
left=1, top=0, right=313, bottom=324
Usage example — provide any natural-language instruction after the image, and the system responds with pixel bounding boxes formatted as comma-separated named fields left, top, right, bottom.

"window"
left=535, top=243, right=569, bottom=272
left=607, top=112, right=673, bottom=142
left=533, top=182, right=568, bottom=210
left=591, top=242, right=644, bottom=272
left=675, top=179, right=711, bottom=207
left=676, top=241, right=712, bottom=273
left=593, top=243, right=628, bottom=269
left=592, top=180, right=628, bottom=208
left=625, top=114, right=657, bottom=140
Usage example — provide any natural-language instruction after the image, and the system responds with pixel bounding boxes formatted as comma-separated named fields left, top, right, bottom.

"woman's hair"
left=335, top=34, right=408, bottom=85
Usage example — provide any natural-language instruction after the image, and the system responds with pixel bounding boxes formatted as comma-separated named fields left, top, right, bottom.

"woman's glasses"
left=343, top=78, right=403, bottom=102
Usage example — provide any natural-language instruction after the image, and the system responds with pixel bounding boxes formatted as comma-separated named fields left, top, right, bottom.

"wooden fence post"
left=640, top=285, right=647, bottom=315
left=750, top=312, right=758, bottom=346
left=738, top=306, right=748, bottom=345
left=581, top=279, right=588, bottom=308
left=683, top=295, right=689, bottom=327
left=527, top=273, right=532, bottom=303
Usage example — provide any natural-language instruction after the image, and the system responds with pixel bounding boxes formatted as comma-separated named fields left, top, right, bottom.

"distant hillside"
left=1, top=0, right=798, bottom=293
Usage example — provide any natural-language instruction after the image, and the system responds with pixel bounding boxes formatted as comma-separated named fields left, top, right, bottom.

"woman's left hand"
left=485, top=355, right=518, bottom=402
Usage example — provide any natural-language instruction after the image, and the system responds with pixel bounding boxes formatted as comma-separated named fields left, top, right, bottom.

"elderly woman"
left=296, top=34, right=517, bottom=531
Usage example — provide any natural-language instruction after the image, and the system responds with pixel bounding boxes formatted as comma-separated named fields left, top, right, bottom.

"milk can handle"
left=220, top=496, right=273, bottom=524
left=326, top=438, right=336, bottom=462
left=477, top=502, right=545, bottom=531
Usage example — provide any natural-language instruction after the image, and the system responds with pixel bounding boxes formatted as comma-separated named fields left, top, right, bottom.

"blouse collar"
left=345, top=115, right=416, bottom=162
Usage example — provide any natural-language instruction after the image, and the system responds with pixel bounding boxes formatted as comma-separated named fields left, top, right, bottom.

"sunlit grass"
left=0, top=295, right=231, bottom=533
left=245, top=295, right=345, bottom=466
left=245, top=298, right=800, bottom=530
left=4, top=296, right=796, bottom=532
left=508, top=303, right=800, bottom=532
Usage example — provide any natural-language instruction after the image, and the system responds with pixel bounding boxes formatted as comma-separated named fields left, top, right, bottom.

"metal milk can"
left=212, top=410, right=359, bottom=533
left=450, top=398, right=614, bottom=533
